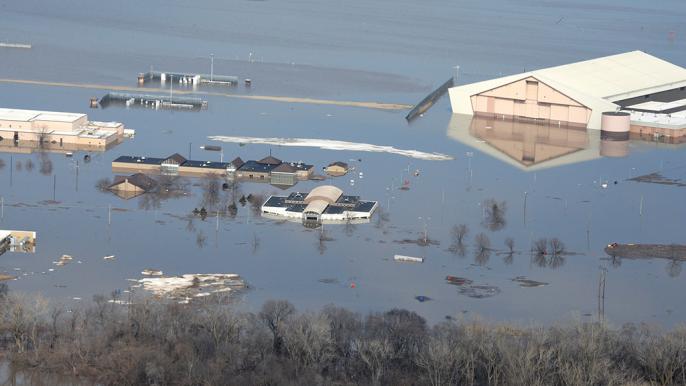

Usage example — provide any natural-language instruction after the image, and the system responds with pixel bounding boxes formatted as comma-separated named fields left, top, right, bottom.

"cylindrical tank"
left=601, top=111, right=630, bottom=140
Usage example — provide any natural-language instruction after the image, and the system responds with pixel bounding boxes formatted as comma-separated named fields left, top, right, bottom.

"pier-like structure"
left=138, top=71, right=239, bottom=86
left=99, top=92, right=208, bottom=111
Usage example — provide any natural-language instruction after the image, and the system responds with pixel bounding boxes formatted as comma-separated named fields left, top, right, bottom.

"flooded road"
left=0, top=0, right=685, bottom=326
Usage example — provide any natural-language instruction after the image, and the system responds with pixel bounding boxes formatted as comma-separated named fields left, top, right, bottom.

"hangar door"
left=470, top=76, right=591, bottom=127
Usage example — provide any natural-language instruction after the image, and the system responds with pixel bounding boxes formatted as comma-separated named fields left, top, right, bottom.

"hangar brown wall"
left=470, top=77, right=591, bottom=127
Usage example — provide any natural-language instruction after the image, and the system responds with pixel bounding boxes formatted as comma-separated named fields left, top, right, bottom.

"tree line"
left=1, top=285, right=685, bottom=385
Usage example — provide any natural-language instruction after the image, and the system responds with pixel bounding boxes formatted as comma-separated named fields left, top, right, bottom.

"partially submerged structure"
left=449, top=51, right=686, bottom=142
left=0, top=107, right=132, bottom=150
left=112, top=153, right=314, bottom=185
left=261, top=185, right=378, bottom=226
left=0, top=230, right=36, bottom=255
left=325, top=161, right=349, bottom=176
left=108, top=173, right=158, bottom=199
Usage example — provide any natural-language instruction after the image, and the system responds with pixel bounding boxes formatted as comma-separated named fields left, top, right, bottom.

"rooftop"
left=0, top=108, right=86, bottom=123
left=113, top=155, right=165, bottom=165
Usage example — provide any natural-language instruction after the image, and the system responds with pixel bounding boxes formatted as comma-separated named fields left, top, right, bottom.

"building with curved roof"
left=261, top=185, right=377, bottom=226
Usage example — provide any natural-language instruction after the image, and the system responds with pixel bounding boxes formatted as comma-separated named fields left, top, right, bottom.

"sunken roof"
left=271, top=163, right=297, bottom=173
left=327, top=161, right=349, bottom=169
left=230, top=157, right=245, bottom=168
left=109, top=173, right=157, bottom=191
left=258, top=155, right=282, bottom=165
left=164, top=153, right=187, bottom=165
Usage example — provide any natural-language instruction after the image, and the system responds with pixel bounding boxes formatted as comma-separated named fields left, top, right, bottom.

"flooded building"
left=108, top=173, right=158, bottom=199
left=234, top=155, right=314, bottom=185
left=112, top=154, right=232, bottom=176
left=449, top=51, right=686, bottom=140
left=325, top=161, right=349, bottom=176
left=0, top=230, right=36, bottom=255
left=261, top=185, right=378, bottom=226
left=0, top=108, right=131, bottom=149
left=112, top=153, right=314, bottom=183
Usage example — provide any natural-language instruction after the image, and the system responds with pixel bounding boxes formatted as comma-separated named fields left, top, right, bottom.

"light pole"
left=210, top=53, right=214, bottom=81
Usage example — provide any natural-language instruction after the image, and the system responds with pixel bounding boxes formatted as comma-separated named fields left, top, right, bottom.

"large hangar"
left=449, top=51, right=686, bottom=132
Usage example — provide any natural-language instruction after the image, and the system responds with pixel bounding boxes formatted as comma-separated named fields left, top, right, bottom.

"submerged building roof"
left=109, top=173, right=158, bottom=191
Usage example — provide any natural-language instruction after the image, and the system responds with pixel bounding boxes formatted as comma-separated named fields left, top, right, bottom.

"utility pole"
left=108, top=204, right=112, bottom=225
left=53, top=174, right=56, bottom=200
left=597, top=268, right=607, bottom=324
left=210, top=53, right=214, bottom=81
left=524, top=192, right=529, bottom=225
left=1, top=196, right=4, bottom=220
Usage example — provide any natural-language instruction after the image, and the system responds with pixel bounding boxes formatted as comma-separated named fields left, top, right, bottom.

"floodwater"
left=0, top=0, right=685, bottom=327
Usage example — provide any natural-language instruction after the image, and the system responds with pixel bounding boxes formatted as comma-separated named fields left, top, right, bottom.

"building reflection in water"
left=447, top=114, right=629, bottom=171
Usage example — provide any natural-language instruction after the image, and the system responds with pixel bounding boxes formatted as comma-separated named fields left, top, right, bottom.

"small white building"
left=261, top=185, right=378, bottom=226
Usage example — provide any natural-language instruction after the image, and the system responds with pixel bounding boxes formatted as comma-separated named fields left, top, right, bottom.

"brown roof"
left=258, top=155, right=282, bottom=165
left=230, top=157, right=245, bottom=168
left=109, top=173, right=157, bottom=191
left=164, top=153, right=187, bottom=165
left=327, top=161, right=349, bottom=169
left=271, top=163, right=297, bottom=173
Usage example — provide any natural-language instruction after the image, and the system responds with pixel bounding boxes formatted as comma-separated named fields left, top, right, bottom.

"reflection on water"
left=446, top=114, right=634, bottom=171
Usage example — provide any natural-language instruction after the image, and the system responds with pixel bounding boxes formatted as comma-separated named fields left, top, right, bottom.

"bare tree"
left=39, top=158, right=52, bottom=175
left=95, top=178, right=111, bottom=192
left=281, top=313, right=334, bottom=374
left=195, top=231, right=206, bottom=248
left=354, top=338, right=393, bottom=386
left=0, top=158, right=5, bottom=170
left=474, top=233, right=491, bottom=266
left=549, top=238, right=565, bottom=256
left=15, top=160, right=22, bottom=171
left=505, top=238, right=515, bottom=252
left=25, top=159, right=34, bottom=172
left=533, top=238, right=548, bottom=255
left=482, top=198, right=507, bottom=231
left=449, top=224, right=469, bottom=256
left=200, top=176, right=222, bottom=211
left=667, top=260, right=682, bottom=278
left=259, top=300, right=295, bottom=353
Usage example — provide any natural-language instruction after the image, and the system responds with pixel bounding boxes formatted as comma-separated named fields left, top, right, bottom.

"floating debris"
left=103, top=255, right=115, bottom=260
left=318, top=278, right=340, bottom=284
left=458, top=284, right=501, bottom=299
left=415, top=295, right=432, bottom=302
left=141, top=269, right=164, bottom=276
left=137, top=273, right=245, bottom=300
left=54, top=254, right=73, bottom=267
left=208, top=136, right=454, bottom=161
left=394, top=254, right=424, bottom=263
left=627, top=172, right=686, bottom=187
left=445, top=276, right=473, bottom=286
left=0, top=274, right=16, bottom=281
left=605, top=243, right=686, bottom=261
left=511, top=276, right=549, bottom=288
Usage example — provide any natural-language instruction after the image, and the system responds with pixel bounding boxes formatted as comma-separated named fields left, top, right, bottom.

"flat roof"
left=0, top=108, right=86, bottom=123
left=181, top=160, right=230, bottom=169
left=626, top=99, right=686, bottom=113
left=113, top=155, right=165, bottom=165
left=238, top=160, right=277, bottom=173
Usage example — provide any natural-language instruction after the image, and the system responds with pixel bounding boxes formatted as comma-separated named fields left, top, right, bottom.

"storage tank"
left=600, top=111, right=630, bottom=140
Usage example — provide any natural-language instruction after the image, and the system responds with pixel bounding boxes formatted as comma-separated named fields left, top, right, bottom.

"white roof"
left=627, top=98, right=686, bottom=112
left=535, top=51, right=686, bottom=101
left=0, top=108, right=86, bottom=123
left=0, top=230, right=11, bottom=240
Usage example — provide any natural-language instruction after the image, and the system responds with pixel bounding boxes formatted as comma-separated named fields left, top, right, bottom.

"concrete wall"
left=178, top=166, right=227, bottom=176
